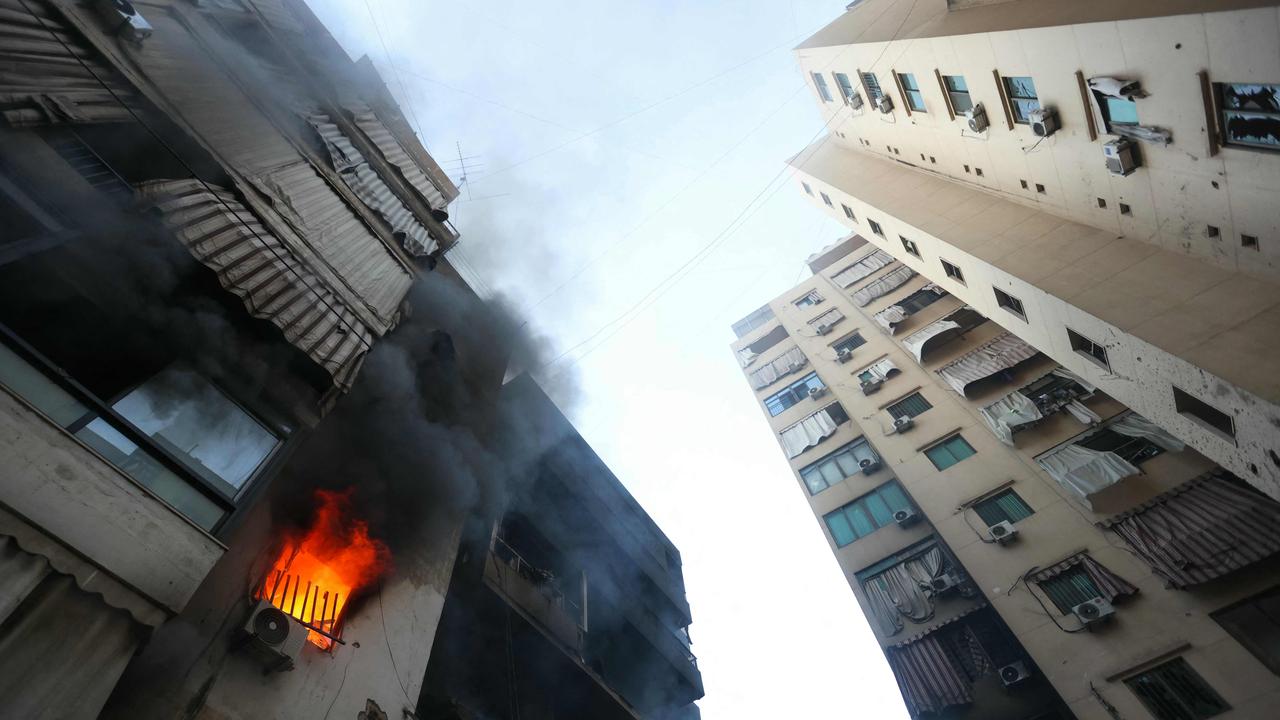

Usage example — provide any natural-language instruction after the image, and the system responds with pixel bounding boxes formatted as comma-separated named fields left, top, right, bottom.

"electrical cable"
left=16, top=0, right=377, bottom=355
left=362, top=0, right=428, bottom=151
left=1006, top=567, right=1088, bottom=634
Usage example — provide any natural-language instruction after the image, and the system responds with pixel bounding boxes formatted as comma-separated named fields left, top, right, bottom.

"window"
left=862, top=72, right=884, bottom=101
left=1067, top=328, right=1109, bottom=370
left=809, top=307, right=843, bottom=332
left=925, top=435, right=976, bottom=470
left=942, top=74, right=973, bottom=113
left=1079, top=426, right=1165, bottom=465
left=763, top=372, right=825, bottom=417
left=900, top=236, right=920, bottom=257
left=1100, top=95, right=1139, bottom=130
left=801, top=182, right=813, bottom=196
left=1098, top=197, right=1107, bottom=209
left=1035, top=183, right=1046, bottom=194
left=822, top=481, right=911, bottom=545
left=975, top=167, right=984, bottom=177
left=929, top=155, right=936, bottom=164
left=972, top=489, right=1034, bottom=527
left=794, top=289, right=823, bottom=308
left=1172, top=386, right=1235, bottom=440
left=868, top=219, right=884, bottom=237
left=1119, top=202, right=1132, bottom=215
left=994, top=288, right=1026, bottom=320
left=831, top=331, right=866, bottom=355
left=898, top=73, right=925, bottom=112
left=1003, top=76, right=1040, bottom=124
left=1124, top=658, right=1229, bottom=720
left=940, top=259, right=965, bottom=284
left=1243, top=234, right=1259, bottom=250
left=834, top=72, right=858, bottom=103
left=1038, top=564, right=1102, bottom=614
left=1216, top=82, right=1280, bottom=150
left=841, top=203, right=856, bottom=220
left=897, top=286, right=947, bottom=314
left=802, top=437, right=882, bottom=495
left=1207, top=225, right=1220, bottom=239
left=732, top=304, right=776, bottom=338
left=1020, top=179, right=1029, bottom=189
left=812, top=72, right=834, bottom=102
left=886, top=392, right=931, bottom=419
left=1212, top=585, right=1280, bottom=675
left=820, top=192, right=833, bottom=207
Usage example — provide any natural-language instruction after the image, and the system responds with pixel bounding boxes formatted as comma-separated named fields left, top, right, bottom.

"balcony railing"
left=485, top=535, right=586, bottom=654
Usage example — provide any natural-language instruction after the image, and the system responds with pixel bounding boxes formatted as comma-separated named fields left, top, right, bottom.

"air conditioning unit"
left=874, top=94, right=894, bottom=114
left=965, top=103, right=988, bottom=133
left=893, top=508, right=920, bottom=527
left=987, top=520, right=1018, bottom=545
left=243, top=600, right=307, bottom=671
left=999, top=661, right=1032, bottom=688
left=807, top=386, right=828, bottom=400
left=1072, top=597, right=1116, bottom=628
left=860, top=378, right=883, bottom=395
left=846, top=92, right=864, bottom=110
left=816, top=323, right=833, bottom=336
left=1030, top=107, right=1059, bottom=137
left=94, top=0, right=153, bottom=43
left=1103, top=138, right=1140, bottom=177
left=930, top=573, right=962, bottom=594
left=859, top=457, right=882, bottom=475
left=892, top=416, right=914, bottom=433
left=836, top=348, right=853, bottom=363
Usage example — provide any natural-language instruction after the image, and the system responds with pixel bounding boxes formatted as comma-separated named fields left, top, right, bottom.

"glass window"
left=898, top=73, right=926, bottom=112
left=861, top=72, right=884, bottom=101
left=868, top=219, right=884, bottom=237
left=1212, top=585, right=1280, bottom=675
left=831, top=331, right=866, bottom=355
left=1124, top=658, right=1229, bottom=720
left=1003, top=76, right=1040, bottom=124
left=1066, top=327, right=1109, bottom=370
left=900, top=236, right=920, bottom=257
left=763, top=372, right=824, bottom=417
left=925, top=435, right=976, bottom=470
left=994, top=288, right=1026, bottom=320
left=794, top=290, right=823, bottom=308
left=943, top=75, right=973, bottom=113
left=834, top=72, right=858, bottom=103
left=1038, top=564, right=1103, bottom=614
left=841, top=203, right=856, bottom=220
left=812, top=72, right=834, bottom=102
left=972, top=489, right=1034, bottom=527
left=820, top=192, right=833, bottom=207
left=822, top=481, right=912, bottom=547
left=801, top=182, right=813, bottom=196
left=886, top=392, right=931, bottom=419
left=897, top=286, right=947, bottom=314
left=801, top=437, right=880, bottom=494
left=1217, top=82, right=1280, bottom=150
left=940, top=259, right=965, bottom=283
left=1104, top=96, right=1139, bottom=126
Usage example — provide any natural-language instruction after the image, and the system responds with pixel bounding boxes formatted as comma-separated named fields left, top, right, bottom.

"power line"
left=362, top=0, right=429, bottom=152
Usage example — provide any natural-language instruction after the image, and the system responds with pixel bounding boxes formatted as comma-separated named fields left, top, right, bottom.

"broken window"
left=1217, top=82, right=1280, bottom=150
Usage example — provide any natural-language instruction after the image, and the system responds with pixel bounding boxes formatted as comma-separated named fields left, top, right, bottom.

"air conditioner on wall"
left=807, top=386, right=827, bottom=400
left=893, top=508, right=919, bottom=527
left=859, top=458, right=882, bottom=475
left=860, top=378, right=883, bottom=395
left=243, top=600, right=307, bottom=671
left=836, top=348, right=853, bottom=363
left=816, top=323, right=833, bottom=336
left=874, top=95, right=894, bottom=114
left=930, top=573, right=962, bottom=594
left=1071, top=597, right=1116, bottom=628
left=846, top=92, right=864, bottom=110
left=1103, top=138, right=1141, bottom=176
left=999, top=661, right=1032, bottom=688
left=892, top=416, right=914, bottom=433
left=1030, top=107, right=1059, bottom=137
left=965, top=104, right=988, bottom=133
left=987, top=520, right=1018, bottom=545
left=94, top=0, right=153, bottom=43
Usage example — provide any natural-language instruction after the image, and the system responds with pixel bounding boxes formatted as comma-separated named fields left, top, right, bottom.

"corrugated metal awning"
left=936, top=332, right=1039, bottom=395
left=0, top=0, right=140, bottom=126
left=345, top=101, right=449, bottom=216
left=852, top=264, right=916, bottom=306
left=139, top=179, right=375, bottom=392
left=1101, top=470, right=1280, bottom=588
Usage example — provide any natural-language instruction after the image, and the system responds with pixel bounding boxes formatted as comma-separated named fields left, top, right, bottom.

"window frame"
left=1066, top=327, right=1109, bottom=371
left=822, top=480, right=911, bottom=545
left=897, top=72, right=926, bottom=112
left=801, top=181, right=814, bottom=196
left=993, top=288, right=1026, bottom=321
left=841, top=203, right=856, bottom=220
left=896, top=286, right=947, bottom=314
left=925, top=434, right=977, bottom=471
left=1172, top=386, right=1236, bottom=441
left=811, top=72, right=834, bottom=103
left=1123, top=657, right=1230, bottom=720
left=886, top=392, right=932, bottom=420
left=1037, top=564, right=1103, bottom=614
left=1002, top=76, right=1041, bottom=125
left=793, top=289, right=824, bottom=308
left=1214, top=82, right=1280, bottom=151
left=763, top=372, right=825, bottom=417
left=940, top=258, right=965, bottom=284
left=972, top=488, right=1034, bottom=527
left=803, top=437, right=882, bottom=496
left=834, top=72, right=859, bottom=104
left=868, top=219, right=885, bottom=238
left=862, top=72, right=884, bottom=101
left=820, top=191, right=834, bottom=207
left=942, top=74, right=974, bottom=114
left=900, top=236, right=920, bottom=257
left=831, top=331, right=866, bottom=355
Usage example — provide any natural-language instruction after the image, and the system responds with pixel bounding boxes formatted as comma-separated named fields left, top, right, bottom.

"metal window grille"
left=1038, top=565, right=1101, bottom=614
left=887, top=392, right=932, bottom=419
left=972, top=489, right=1034, bottom=528
left=1125, top=658, right=1230, bottom=720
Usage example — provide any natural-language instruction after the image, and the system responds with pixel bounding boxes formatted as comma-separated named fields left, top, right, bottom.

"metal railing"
left=490, top=534, right=584, bottom=628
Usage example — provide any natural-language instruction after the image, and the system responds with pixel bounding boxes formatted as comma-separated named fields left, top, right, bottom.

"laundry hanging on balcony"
left=936, top=332, right=1039, bottom=395
left=747, top=346, right=807, bottom=389
left=852, top=265, right=917, bottom=307
left=1101, top=471, right=1280, bottom=588
left=780, top=406, right=841, bottom=458
left=832, top=249, right=894, bottom=288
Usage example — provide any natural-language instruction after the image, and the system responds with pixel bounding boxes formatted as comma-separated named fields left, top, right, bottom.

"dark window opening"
left=941, top=259, right=965, bottom=283
left=868, top=219, right=885, bottom=237
left=1216, top=82, right=1280, bottom=151
left=763, top=372, right=825, bottom=417
left=1035, top=183, right=1046, bottom=194
left=1124, top=658, right=1229, bottom=720
left=1213, top=585, right=1280, bottom=675
left=1173, top=386, right=1235, bottom=439
left=1120, top=202, right=1132, bottom=215
left=832, top=331, right=866, bottom=355
left=862, top=72, right=884, bottom=101
left=900, top=236, right=920, bottom=257
left=1207, top=225, right=1220, bottom=238
left=972, top=489, right=1033, bottom=527
left=886, top=392, right=931, bottom=419
left=1038, top=564, right=1103, bottom=614
left=1020, top=179, right=1029, bottom=189
left=1098, top=197, right=1108, bottom=209
left=897, top=286, right=947, bottom=314
left=975, top=167, right=984, bottom=177
left=994, top=288, right=1026, bottom=320
left=1067, top=328, right=1109, bottom=370
left=1243, top=234, right=1259, bottom=250
left=1079, top=426, right=1164, bottom=465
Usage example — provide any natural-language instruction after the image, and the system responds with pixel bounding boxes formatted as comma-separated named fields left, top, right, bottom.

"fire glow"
left=256, top=489, right=390, bottom=649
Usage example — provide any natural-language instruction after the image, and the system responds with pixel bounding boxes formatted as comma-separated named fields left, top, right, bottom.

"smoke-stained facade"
left=0, top=1, right=700, bottom=718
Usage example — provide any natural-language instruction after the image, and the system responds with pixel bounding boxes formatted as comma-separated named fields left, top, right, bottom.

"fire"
left=257, top=489, right=390, bottom=649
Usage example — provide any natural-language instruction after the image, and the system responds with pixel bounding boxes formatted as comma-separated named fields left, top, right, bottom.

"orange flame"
left=257, top=489, right=390, bottom=649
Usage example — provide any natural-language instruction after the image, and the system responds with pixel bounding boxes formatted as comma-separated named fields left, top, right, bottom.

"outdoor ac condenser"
left=243, top=599, right=307, bottom=671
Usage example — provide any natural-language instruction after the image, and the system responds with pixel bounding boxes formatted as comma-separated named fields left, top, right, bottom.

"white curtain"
left=1051, top=367, right=1095, bottom=393
left=809, top=308, right=844, bottom=329
left=1088, top=76, right=1146, bottom=100
left=833, top=249, right=893, bottom=288
left=936, top=332, right=1038, bottom=395
left=903, top=320, right=960, bottom=362
left=1038, top=444, right=1139, bottom=498
left=1111, top=413, right=1185, bottom=452
left=860, top=358, right=899, bottom=383
left=780, top=408, right=840, bottom=458
left=736, top=347, right=758, bottom=368
left=863, top=547, right=948, bottom=636
left=1064, top=400, right=1101, bottom=425
left=852, top=265, right=916, bottom=307
left=980, top=391, right=1043, bottom=445
left=874, top=305, right=908, bottom=331
left=747, top=347, right=806, bottom=389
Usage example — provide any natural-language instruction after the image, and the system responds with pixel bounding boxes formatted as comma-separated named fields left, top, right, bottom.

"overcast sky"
left=303, top=1, right=909, bottom=717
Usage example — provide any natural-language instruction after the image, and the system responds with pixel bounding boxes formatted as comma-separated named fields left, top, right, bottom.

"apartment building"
left=731, top=232, right=1280, bottom=719
left=419, top=375, right=704, bottom=720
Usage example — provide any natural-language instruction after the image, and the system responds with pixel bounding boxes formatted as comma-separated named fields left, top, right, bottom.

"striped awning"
left=832, top=249, right=893, bottom=288
left=346, top=101, right=450, bottom=217
left=139, top=180, right=375, bottom=392
left=747, top=346, right=807, bottom=390
left=1029, top=553, right=1139, bottom=603
left=1101, top=471, right=1280, bottom=588
left=937, top=332, right=1039, bottom=395
left=0, top=0, right=140, bottom=126
left=852, top=265, right=916, bottom=306
left=885, top=604, right=987, bottom=717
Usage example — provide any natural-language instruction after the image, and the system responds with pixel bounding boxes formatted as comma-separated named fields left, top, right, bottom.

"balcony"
left=483, top=534, right=585, bottom=657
